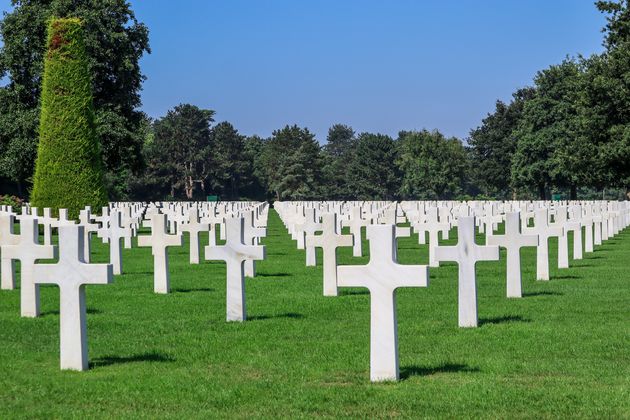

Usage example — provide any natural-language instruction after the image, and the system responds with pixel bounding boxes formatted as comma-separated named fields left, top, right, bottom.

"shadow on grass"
left=172, top=287, right=214, bottom=293
left=552, top=274, right=581, bottom=280
left=41, top=308, right=102, bottom=316
left=523, top=291, right=563, bottom=297
left=91, top=352, right=175, bottom=367
left=339, top=289, right=370, bottom=296
left=255, top=272, right=291, bottom=277
left=248, top=312, right=304, bottom=321
left=400, top=363, right=479, bottom=380
left=479, top=315, right=531, bottom=326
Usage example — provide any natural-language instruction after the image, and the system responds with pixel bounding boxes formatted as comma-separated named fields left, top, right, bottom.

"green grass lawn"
left=0, top=209, right=628, bottom=418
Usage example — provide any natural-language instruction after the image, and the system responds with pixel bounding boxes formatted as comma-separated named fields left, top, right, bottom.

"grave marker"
left=0, top=213, right=19, bottom=289
left=434, top=216, right=499, bottom=327
left=524, top=209, right=563, bottom=281
left=2, top=216, right=56, bottom=316
left=138, top=213, right=183, bottom=293
left=205, top=217, right=266, bottom=322
left=487, top=212, right=538, bottom=298
left=33, top=225, right=113, bottom=371
left=180, top=207, right=209, bottom=264
left=337, top=224, right=428, bottom=382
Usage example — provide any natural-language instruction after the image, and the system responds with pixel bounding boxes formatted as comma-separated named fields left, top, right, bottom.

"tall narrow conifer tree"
left=31, top=18, right=108, bottom=218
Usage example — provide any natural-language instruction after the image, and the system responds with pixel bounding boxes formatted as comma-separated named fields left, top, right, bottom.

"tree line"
left=1, top=1, right=629, bottom=202
left=132, top=113, right=470, bottom=201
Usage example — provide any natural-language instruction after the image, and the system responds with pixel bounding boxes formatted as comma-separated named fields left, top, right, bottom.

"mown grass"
left=0, top=209, right=628, bottom=418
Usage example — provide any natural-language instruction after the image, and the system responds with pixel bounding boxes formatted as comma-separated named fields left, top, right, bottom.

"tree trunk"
left=570, top=185, right=577, bottom=200
left=231, top=178, right=237, bottom=200
left=185, top=176, right=193, bottom=200
left=538, top=184, right=546, bottom=200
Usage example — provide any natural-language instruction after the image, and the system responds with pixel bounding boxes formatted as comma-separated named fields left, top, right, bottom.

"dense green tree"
left=209, top=121, right=250, bottom=199
left=321, top=124, right=356, bottom=199
left=241, top=135, right=267, bottom=200
left=324, top=124, right=356, bottom=158
left=468, top=88, right=535, bottom=199
left=0, top=0, right=149, bottom=198
left=598, top=0, right=630, bottom=49
left=145, top=104, right=215, bottom=200
left=585, top=1, right=630, bottom=193
left=346, top=133, right=399, bottom=200
left=30, top=18, right=107, bottom=219
left=511, top=60, right=588, bottom=199
left=397, top=130, right=467, bottom=200
left=259, top=125, right=322, bottom=200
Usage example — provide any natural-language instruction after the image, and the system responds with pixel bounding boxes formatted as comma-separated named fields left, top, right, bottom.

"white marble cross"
left=487, top=212, right=538, bottom=298
left=179, top=207, right=209, bottom=264
left=305, top=213, right=353, bottom=296
left=434, top=216, right=499, bottom=327
left=551, top=207, right=571, bottom=269
left=55, top=209, right=76, bottom=228
left=524, top=209, right=563, bottom=281
left=79, top=208, right=99, bottom=263
left=593, top=206, right=603, bottom=246
left=423, top=208, right=450, bottom=267
left=481, top=203, right=503, bottom=241
left=243, top=210, right=266, bottom=277
left=582, top=205, right=595, bottom=253
left=2, top=216, right=56, bottom=317
left=138, top=213, right=183, bottom=294
left=0, top=213, right=20, bottom=289
left=39, top=208, right=55, bottom=245
left=108, top=209, right=131, bottom=275
left=289, top=207, right=305, bottom=246
left=302, top=208, right=322, bottom=267
left=601, top=205, right=610, bottom=241
left=96, top=206, right=111, bottom=244
left=567, top=205, right=584, bottom=260
left=366, top=225, right=410, bottom=260
left=120, top=207, right=135, bottom=249
left=205, top=217, right=265, bottom=322
left=337, top=224, right=428, bottom=382
left=33, top=225, right=113, bottom=371
left=343, top=207, right=367, bottom=257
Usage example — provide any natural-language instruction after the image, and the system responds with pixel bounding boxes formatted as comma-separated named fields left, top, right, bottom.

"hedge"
left=30, top=17, right=108, bottom=219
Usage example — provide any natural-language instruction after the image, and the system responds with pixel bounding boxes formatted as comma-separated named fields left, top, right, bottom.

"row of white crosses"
left=0, top=201, right=268, bottom=371
left=0, top=207, right=113, bottom=371
left=1, top=200, right=627, bottom=376
left=276, top=199, right=630, bottom=382
left=137, top=203, right=268, bottom=303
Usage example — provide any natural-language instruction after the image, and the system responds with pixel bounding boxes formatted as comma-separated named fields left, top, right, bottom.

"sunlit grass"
left=0, top=210, right=628, bottom=418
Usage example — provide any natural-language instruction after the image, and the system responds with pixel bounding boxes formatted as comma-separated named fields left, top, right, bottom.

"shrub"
left=30, top=17, right=108, bottom=219
left=0, top=195, right=24, bottom=213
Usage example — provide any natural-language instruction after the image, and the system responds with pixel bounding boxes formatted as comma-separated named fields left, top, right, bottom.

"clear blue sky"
left=1, top=0, right=607, bottom=141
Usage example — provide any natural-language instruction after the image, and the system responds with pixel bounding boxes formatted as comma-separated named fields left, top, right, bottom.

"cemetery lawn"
left=1, top=210, right=628, bottom=419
